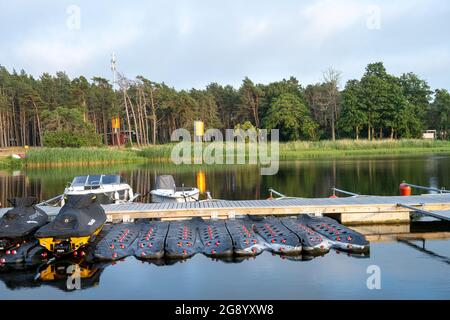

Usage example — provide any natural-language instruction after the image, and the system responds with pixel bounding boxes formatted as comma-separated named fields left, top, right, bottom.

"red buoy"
left=400, top=183, right=411, bottom=196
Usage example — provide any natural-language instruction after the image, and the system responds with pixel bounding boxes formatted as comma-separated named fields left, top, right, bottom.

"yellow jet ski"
left=35, top=194, right=107, bottom=255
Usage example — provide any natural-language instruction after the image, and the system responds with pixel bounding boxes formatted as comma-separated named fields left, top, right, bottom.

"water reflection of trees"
left=0, top=155, right=449, bottom=206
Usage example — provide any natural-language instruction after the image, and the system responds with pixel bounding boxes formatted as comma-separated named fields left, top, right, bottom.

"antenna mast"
left=111, top=52, right=117, bottom=90
left=110, top=52, right=120, bottom=147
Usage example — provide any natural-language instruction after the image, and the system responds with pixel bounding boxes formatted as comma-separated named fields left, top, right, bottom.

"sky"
left=0, top=0, right=449, bottom=90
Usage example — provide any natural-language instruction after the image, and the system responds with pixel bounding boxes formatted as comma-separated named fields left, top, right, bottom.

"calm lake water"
left=1, top=154, right=449, bottom=299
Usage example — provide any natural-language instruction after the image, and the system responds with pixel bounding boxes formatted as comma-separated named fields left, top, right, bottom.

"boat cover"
left=155, top=175, right=176, bottom=190
left=35, top=194, right=106, bottom=238
left=0, top=197, right=48, bottom=239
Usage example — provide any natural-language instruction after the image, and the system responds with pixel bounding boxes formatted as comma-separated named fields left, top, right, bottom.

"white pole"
left=111, top=52, right=117, bottom=90
left=111, top=52, right=120, bottom=145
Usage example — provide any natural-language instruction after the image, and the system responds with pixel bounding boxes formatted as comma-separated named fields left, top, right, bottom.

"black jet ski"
left=252, top=217, right=302, bottom=255
left=133, top=221, right=169, bottom=259
left=280, top=217, right=331, bottom=254
left=297, top=215, right=370, bottom=253
left=0, top=197, right=48, bottom=251
left=94, top=224, right=139, bottom=261
left=197, top=219, right=233, bottom=257
left=165, top=219, right=198, bottom=259
left=35, top=194, right=107, bottom=255
left=225, top=219, right=263, bottom=256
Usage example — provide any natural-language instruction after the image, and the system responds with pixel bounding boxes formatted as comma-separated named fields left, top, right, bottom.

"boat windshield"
left=71, top=174, right=124, bottom=186
left=71, top=176, right=88, bottom=186
left=87, top=175, right=102, bottom=185
left=101, top=175, right=122, bottom=184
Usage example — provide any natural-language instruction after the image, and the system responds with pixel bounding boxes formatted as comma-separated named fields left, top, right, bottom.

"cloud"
left=15, top=26, right=140, bottom=76
left=299, top=0, right=367, bottom=44
left=240, top=17, right=271, bottom=39
left=0, top=0, right=449, bottom=91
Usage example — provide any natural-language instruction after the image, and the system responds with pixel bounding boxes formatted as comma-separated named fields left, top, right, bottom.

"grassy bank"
left=1, top=139, right=449, bottom=168
left=23, top=147, right=144, bottom=167
left=278, top=139, right=450, bottom=159
left=138, top=139, right=450, bottom=160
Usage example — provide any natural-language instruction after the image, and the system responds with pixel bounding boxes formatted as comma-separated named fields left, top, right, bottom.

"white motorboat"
left=61, top=174, right=138, bottom=205
left=150, top=175, right=200, bottom=203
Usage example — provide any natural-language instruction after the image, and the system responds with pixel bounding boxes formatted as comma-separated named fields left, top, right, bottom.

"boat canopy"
left=155, top=175, right=176, bottom=190
left=71, top=175, right=126, bottom=187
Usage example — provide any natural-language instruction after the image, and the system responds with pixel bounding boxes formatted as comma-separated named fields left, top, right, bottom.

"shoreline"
left=1, top=139, right=449, bottom=168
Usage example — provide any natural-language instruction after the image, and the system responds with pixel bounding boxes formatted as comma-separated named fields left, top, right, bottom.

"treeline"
left=0, top=62, right=449, bottom=147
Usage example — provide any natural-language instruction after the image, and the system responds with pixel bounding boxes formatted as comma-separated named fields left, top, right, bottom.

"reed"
left=278, top=139, right=450, bottom=158
left=136, top=144, right=176, bottom=160
left=25, top=147, right=144, bottom=167
left=139, top=139, right=450, bottom=160
left=280, top=139, right=450, bottom=151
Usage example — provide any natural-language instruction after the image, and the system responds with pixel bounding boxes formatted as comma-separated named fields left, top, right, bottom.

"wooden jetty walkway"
left=2, top=193, right=449, bottom=225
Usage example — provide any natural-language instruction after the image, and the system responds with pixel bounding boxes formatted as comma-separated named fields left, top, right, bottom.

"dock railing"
left=397, top=203, right=450, bottom=222
left=268, top=188, right=286, bottom=198
left=403, top=183, right=450, bottom=194
left=331, top=187, right=360, bottom=197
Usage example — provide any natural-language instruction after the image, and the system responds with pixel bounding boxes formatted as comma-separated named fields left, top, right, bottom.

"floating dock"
left=1, top=194, right=450, bottom=224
